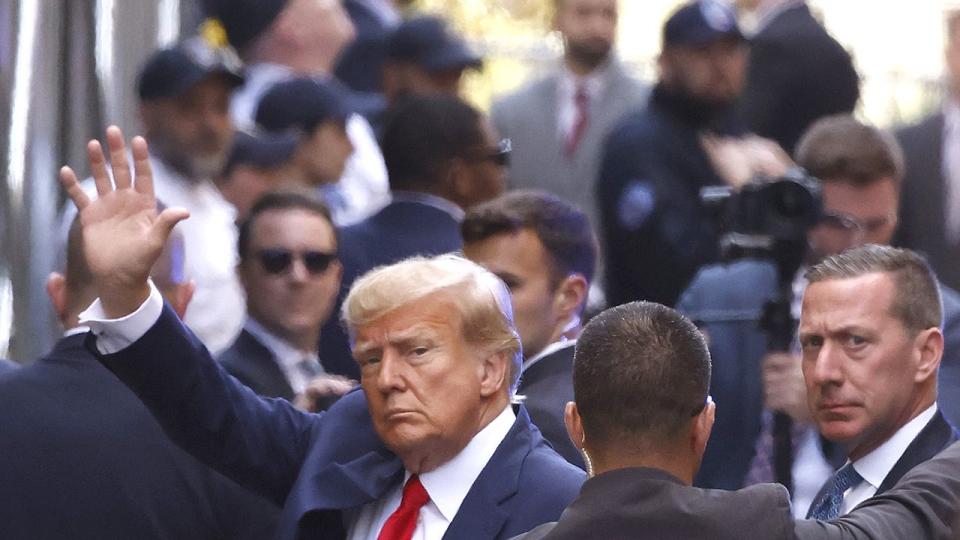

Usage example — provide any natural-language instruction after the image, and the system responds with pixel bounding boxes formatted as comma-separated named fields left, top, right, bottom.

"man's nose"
left=810, top=342, right=845, bottom=387
left=375, top=350, right=407, bottom=393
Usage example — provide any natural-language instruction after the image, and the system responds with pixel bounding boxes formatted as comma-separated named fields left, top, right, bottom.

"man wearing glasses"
left=218, top=190, right=355, bottom=412
left=677, top=114, right=960, bottom=506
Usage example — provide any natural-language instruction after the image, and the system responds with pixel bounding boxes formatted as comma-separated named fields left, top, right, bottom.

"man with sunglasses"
left=677, top=115, right=960, bottom=506
left=218, top=190, right=355, bottom=411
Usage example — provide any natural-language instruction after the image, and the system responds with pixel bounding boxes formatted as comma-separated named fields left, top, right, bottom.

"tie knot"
left=399, top=475, right=430, bottom=510
left=575, top=84, right=589, bottom=104
left=833, top=463, right=863, bottom=493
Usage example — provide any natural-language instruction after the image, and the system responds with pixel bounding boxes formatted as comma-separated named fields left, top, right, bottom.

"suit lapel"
left=442, top=407, right=534, bottom=540
left=877, top=409, right=958, bottom=493
left=236, top=330, right=296, bottom=399
left=306, top=450, right=404, bottom=510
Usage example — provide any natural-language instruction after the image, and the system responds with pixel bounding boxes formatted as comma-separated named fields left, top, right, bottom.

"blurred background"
left=0, top=0, right=957, bottom=360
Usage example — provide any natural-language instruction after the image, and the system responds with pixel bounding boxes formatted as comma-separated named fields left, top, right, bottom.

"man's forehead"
left=800, top=273, right=896, bottom=326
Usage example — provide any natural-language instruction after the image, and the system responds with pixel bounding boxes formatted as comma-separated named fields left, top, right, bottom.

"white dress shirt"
left=839, top=403, right=938, bottom=515
left=943, top=100, right=960, bottom=244
left=59, top=156, right=246, bottom=355
left=556, top=64, right=607, bottom=144
left=230, top=63, right=390, bottom=227
left=243, top=318, right=325, bottom=395
left=346, top=405, right=516, bottom=540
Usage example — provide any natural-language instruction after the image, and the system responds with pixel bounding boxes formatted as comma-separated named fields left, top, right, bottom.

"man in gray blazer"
left=510, top=301, right=960, bottom=540
left=490, top=0, right=646, bottom=228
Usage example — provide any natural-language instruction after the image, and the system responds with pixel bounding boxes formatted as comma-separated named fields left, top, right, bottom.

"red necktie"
left=564, top=84, right=590, bottom=158
left=377, top=475, right=430, bottom=540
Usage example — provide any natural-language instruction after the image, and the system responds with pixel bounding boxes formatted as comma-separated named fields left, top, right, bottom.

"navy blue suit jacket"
left=678, top=259, right=960, bottom=489
left=518, top=345, right=583, bottom=469
left=320, top=199, right=464, bottom=379
left=0, top=334, right=279, bottom=540
left=96, top=306, right=585, bottom=540
left=0, top=357, right=17, bottom=374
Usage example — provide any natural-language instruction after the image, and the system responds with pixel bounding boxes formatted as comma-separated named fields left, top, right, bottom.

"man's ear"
left=691, top=398, right=716, bottom=460
left=171, top=281, right=196, bottom=320
left=478, top=349, right=510, bottom=398
left=914, top=327, right=943, bottom=383
left=554, top=274, right=589, bottom=320
left=564, top=401, right=585, bottom=450
left=46, top=272, right=68, bottom=324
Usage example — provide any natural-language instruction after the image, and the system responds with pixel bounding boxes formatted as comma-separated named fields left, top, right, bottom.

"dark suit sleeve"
left=92, top=304, right=322, bottom=506
left=794, top=442, right=960, bottom=540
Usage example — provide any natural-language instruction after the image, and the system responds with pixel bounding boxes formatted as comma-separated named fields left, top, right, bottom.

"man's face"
left=279, top=0, right=356, bottom=73
left=659, top=38, right=748, bottom=105
left=239, top=208, right=341, bottom=347
left=807, top=178, right=899, bottom=262
left=555, top=0, right=618, bottom=70
left=218, top=165, right=287, bottom=220
left=141, top=76, right=235, bottom=179
left=354, top=291, right=504, bottom=470
left=464, top=230, right=562, bottom=360
left=799, top=273, right=933, bottom=459
left=455, top=119, right=508, bottom=208
left=298, top=119, right=354, bottom=185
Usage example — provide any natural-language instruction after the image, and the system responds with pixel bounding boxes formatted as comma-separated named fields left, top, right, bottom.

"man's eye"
left=847, top=335, right=866, bottom=347
left=801, top=336, right=823, bottom=349
left=412, top=347, right=429, bottom=356
left=361, top=356, right=381, bottom=366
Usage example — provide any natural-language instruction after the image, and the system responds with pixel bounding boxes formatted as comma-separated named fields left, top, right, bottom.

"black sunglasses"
left=470, top=138, right=511, bottom=167
left=257, top=249, right=337, bottom=275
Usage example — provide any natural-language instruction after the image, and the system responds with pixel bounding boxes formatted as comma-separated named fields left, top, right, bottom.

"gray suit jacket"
left=491, top=59, right=646, bottom=227
left=512, top=442, right=960, bottom=540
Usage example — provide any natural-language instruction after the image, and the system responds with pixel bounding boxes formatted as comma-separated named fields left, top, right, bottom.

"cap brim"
left=422, top=44, right=483, bottom=73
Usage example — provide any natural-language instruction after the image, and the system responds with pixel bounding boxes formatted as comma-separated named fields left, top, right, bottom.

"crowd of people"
left=2, top=0, right=960, bottom=538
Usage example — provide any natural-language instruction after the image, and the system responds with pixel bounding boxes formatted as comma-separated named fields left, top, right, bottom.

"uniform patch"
left=617, top=180, right=656, bottom=231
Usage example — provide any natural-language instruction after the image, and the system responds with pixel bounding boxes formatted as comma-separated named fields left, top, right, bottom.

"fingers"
left=131, top=136, right=154, bottom=198
left=59, top=166, right=90, bottom=211
left=88, top=140, right=112, bottom=196
left=153, top=207, right=190, bottom=241
left=105, top=125, right=132, bottom=190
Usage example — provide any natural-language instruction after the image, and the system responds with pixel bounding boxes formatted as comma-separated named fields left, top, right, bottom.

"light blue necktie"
left=806, top=462, right=864, bottom=520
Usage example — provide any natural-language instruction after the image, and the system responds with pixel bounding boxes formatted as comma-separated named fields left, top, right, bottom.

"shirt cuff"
left=78, top=280, right=164, bottom=354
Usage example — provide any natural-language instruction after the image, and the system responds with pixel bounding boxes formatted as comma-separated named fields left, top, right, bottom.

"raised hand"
left=59, top=126, right=189, bottom=318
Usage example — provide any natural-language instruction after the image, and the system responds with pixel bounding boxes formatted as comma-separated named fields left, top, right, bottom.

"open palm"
left=60, top=126, right=189, bottom=317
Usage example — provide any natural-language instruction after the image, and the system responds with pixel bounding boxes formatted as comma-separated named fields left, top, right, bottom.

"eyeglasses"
left=469, top=138, right=511, bottom=167
left=256, top=249, right=337, bottom=275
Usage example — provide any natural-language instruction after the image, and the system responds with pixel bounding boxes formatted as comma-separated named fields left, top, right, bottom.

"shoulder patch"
left=617, top=180, right=656, bottom=231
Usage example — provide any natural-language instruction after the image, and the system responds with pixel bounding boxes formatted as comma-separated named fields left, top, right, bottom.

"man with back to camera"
left=320, top=94, right=509, bottom=378
left=678, top=116, right=960, bottom=505
left=218, top=191, right=355, bottom=411
left=597, top=0, right=792, bottom=309
left=202, top=0, right=388, bottom=226
left=462, top=190, right=598, bottom=468
left=0, top=214, right=278, bottom=539
left=491, top=0, right=646, bottom=231
left=509, top=297, right=960, bottom=540
left=55, top=125, right=584, bottom=540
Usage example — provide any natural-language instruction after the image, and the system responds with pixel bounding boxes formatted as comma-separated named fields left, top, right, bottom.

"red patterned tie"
left=377, top=475, right=430, bottom=540
left=564, top=84, right=590, bottom=158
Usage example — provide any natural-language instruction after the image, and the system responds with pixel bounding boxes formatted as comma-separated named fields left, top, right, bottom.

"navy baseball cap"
left=255, top=77, right=355, bottom=133
left=137, top=39, right=244, bottom=101
left=223, top=130, right=300, bottom=176
left=663, top=0, right=745, bottom=48
left=200, top=0, right=290, bottom=51
left=387, top=16, right=483, bottom=73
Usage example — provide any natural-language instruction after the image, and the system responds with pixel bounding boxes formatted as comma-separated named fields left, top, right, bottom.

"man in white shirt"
left=491, top=0, right=646, bottom=231
left=217, top=191, right=354, bottom=411
left=201, top=0, right=389, bottom=226
left=57, top=126, right=584, bottom=539
left=136, top=41, right=248, bottom=354
left=462, top=190, right=597, bottom=468
left=799, top=245, right=958, bottom=519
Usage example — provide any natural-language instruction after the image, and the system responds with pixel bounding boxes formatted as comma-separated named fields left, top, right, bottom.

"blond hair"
left=342, top=254, right=523, bottom=392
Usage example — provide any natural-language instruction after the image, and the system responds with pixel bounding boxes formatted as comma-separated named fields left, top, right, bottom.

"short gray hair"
left=342, top=254, right=523, bottom=392
left=805, top=244, right=942, bottom=333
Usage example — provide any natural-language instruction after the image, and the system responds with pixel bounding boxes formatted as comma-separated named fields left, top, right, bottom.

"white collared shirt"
left=943, top=99, right=960, bottom=244
left=556, top=63, right=608, bottom=144
left=230, top=63, right=390, bottom=227
left=389, top=191, right=465, bottom=222
left=741, top=0, right=805, bottom=36
left=839, top=403, right=938, bottom=515
left=243, top=318, right=325, bottom=395
left=346, top=405, right=516, bottom=540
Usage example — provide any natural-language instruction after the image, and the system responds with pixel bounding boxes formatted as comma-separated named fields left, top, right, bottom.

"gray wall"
left=0, top=0, right=200, bottom=362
